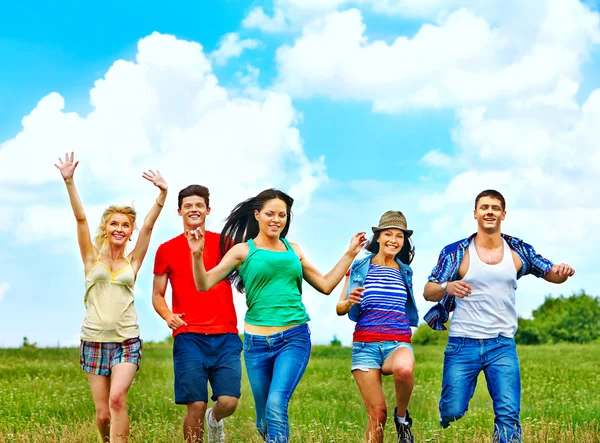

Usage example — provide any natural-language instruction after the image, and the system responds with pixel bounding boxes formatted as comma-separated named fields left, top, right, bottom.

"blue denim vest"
left=346, top=254, right=419, bottom=327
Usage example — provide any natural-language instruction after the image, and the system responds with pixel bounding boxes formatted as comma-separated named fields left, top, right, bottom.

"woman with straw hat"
left=336, top=211, right=419, bottom=443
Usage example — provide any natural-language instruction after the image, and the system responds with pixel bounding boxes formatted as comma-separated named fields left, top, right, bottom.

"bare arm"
left=152, top=273, right=187, bottom=330
left=424, top=281, right=445, bottom=302
left=423, top=280, right=472, bottom=302
left=543, top=263, right=575, bottom=284
left=55, top=153, right=96, bottom=266
left=335, top=276, right=364, bottom=315
left=336, top=277, right=351, bottom=315
left=186, top=229, right=248, bottom=291
left=293, top=232, right=367, bottom=295
left=130, top=170, right=168, bottom=274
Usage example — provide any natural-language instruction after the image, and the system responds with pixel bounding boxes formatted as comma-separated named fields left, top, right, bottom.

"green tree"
left=330, top=335, right=342, bottom=347
left=514, top=318, right=547, bottom=345
left=531, top=291, right=600, bottom=344
left=21, top=336, right=37, bottom=349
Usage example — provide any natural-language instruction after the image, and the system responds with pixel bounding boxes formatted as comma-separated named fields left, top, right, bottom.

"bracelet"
left=156, top=199, right=164, bottom=208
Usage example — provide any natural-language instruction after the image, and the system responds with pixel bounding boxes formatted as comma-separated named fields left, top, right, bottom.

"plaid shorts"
left=80, top=337, right=142, bottom=376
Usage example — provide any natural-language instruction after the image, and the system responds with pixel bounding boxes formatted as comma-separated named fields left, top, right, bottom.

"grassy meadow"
left=0, top=343, right=599, bottom=442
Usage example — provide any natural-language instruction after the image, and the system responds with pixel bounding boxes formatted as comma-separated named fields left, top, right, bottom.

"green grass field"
left=0, top=343, right=598, bottom=442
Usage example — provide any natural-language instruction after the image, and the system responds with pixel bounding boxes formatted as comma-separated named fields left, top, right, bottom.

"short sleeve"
left=153, top=243, right=170, bottom=275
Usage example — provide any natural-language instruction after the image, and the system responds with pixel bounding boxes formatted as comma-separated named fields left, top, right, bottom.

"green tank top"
left=238, top=238, right=310, bottom=326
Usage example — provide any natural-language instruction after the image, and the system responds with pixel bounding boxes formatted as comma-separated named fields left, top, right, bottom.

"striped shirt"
left=353, top=264, right=412, bottom=343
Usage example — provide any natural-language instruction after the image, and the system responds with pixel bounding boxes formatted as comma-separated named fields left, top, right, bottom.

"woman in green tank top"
left=185, top=188, right=366, bottom=442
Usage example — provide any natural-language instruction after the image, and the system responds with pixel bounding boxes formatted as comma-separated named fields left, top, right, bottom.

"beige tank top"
left=81, top=256, right=140, bottom=342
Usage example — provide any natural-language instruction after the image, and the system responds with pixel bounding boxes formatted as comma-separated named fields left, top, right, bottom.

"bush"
left=531, top=291, right=600, bottom=344
left=412, top=322, right=449, bottom=346
left=514, top=318, right=547, bottom=345
left=330, top=335, right=342, bottom=347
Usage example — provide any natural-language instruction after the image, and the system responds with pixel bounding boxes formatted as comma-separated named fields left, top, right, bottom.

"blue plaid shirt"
left=424, top=233, right=553, bottom=330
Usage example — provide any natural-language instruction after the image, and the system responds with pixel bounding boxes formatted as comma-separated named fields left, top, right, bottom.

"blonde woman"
left=55, top=152, right=167, bottom=442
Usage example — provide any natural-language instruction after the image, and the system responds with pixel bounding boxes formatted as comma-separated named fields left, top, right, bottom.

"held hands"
left=446, top=281, right=472, bottom=298
left=185, top=228, right=205, bottom=254
left=165, top=312, right=187, bottom=330
left=552, top=263, right=575, bottom=278
left=348, top=232, right=368, bottom=255
left=54, top=152, right=79, bottom=181
left=142, top=169, right=168, bottom=192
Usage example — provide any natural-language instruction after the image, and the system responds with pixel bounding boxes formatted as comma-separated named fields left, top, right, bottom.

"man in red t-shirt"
left=153, top=185, right=240, bottom=443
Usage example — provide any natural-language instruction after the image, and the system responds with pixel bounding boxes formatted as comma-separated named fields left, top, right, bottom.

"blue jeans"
left=243, top=324, right=311, bottom=443
left=440, top=336, right=521, bottom=443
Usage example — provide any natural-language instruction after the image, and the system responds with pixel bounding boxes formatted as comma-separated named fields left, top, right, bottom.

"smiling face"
left=376, top=228, right=405, bottom=258
left=474, top=196, right=506, bottom=234
left=255, top=198, right=288, bottom=239
left=178, top=195, right=211, bottom=230
left=105, top=213, right=134, bottom=246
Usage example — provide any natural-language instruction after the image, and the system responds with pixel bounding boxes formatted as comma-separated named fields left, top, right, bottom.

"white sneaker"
left=205, top=407, right=225, bottom=443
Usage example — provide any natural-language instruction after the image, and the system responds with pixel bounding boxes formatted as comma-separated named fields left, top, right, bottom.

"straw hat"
left=372, top=211, right=413, bottom=237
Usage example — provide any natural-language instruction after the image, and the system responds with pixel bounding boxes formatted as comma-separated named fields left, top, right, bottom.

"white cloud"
left=12, top=204, right=110, bottom=245
left=0, top=32, right=326, bottom=243
left=274, top=7, right=501, bottom=109
left=271, top=0, right=600, bottom=264
left=420, top=148, right=453, bottom=167
left=369, top=0, right=470, bottom=17
left=274, top=1, right=600, bottom=112
left=242, top=7, right=288, bottom=33
left=0, top=282, right=9, bottom=302
left=240, top=0, right=477, bottom=33
left=0, top=206, right=16, bottom=232
left=211, top=33, right=260, bottom=66
left=239, top=65, right=261, bottom=86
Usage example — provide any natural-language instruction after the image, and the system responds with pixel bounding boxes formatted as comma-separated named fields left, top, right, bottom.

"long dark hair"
left=365, top=231, right=415, bottom=265
left=220, top=188, right=294, bottom=292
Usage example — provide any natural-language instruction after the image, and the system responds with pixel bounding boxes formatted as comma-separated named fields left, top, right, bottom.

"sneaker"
left=205, top=407, right=226, bottom=443
left=394, top=407, right=414, bottom=443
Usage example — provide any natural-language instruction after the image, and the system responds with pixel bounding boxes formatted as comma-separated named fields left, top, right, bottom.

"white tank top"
left=449, top=239, right=518, bottom=339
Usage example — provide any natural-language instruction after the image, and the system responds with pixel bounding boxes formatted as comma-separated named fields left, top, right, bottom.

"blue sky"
left=1, top=0, right=599, bottom=347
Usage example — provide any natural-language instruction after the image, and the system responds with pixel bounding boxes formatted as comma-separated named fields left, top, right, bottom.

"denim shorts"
left=80, top=337, right=142, bottom=376
left=173, top=332, right=242, bottom=404
left=351, top=340, right=413, bottom=371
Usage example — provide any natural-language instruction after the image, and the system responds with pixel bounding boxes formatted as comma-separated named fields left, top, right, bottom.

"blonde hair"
left=94, top=205, right=138, bottom=252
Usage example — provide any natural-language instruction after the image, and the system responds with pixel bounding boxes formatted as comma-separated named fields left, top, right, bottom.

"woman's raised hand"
left=348, top=232, right=368, bottom=255
left=185, top=228, right=205, bottom=255
left=54, top=152, right=79, bottom=181
left=142, top=169, right=168, bottom=192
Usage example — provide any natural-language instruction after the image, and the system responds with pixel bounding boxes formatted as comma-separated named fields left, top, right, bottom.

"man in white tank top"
left=423, top=190, right=575, bottom=443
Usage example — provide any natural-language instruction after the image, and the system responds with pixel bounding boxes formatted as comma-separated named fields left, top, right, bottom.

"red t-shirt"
left=154, top=232, right=238, bottom=337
